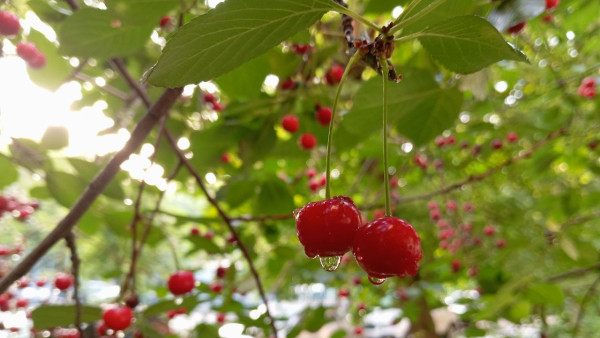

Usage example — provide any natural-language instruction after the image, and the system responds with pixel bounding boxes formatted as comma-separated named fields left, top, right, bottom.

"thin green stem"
left=325, top=52, right=361, bottom=199
left=393, top=0, right=427, bottom=26
left=333, top=6, right=382, bottom=33
left=380, top=56, right=392, bottom=217
left=393, top=32, right=425, bottom=43
left=389, top=0, right=449, bottom=35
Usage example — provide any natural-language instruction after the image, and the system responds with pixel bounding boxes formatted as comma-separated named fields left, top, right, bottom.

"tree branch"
left=0, top=87, right=182, bottom=293
left=163, top=128, right=278, bottom=337
left=546, top=262, right=600, bottom=282
left=574, top=274, right=600, bottom=335
left=64, top=232, right=82, bottom=337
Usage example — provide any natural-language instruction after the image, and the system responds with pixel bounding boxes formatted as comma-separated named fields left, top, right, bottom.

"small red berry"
left=190, top=227, right=200, bottom=236
left=463, top=202, right=474, bottom=212
left=159, top=16, right=171, bottom=28
left=435, top=136, right=446, bottom=147
left=308, top=180, right=320, bottom=192
left=295, top=196, right=362, bottom=258
left=507, top=132, right=518, bottom=143
left=354, top=326, right=364, bottom=335
left=430, top=209, right=440, bottom=221
left=582, top=77, right=596, bottom=88
left=545, top=0, right=559, bottom=10
left=102, top=306, right=133, bottom=331
left=506, top=21, right=526, bottom=34
left=0, top=11, right=20, bottom=36
left=589, top=140, right=598, bottom=150
left=315, top=106, right=332, bottom=126
left=216, top=312, right=226, bottom=324
left=390, top=177, right=398, bottom=188
left=427, top=201, right=438, bottom=210
left=281, top=115, right=300, bottom=133
left=484, top=226, right=496, bottom=236
left=325, top=65, right=344, bottom=85
left=337, top=288, right=350, bottom=298
left=542, top=15, right=553, bottom=22
left=306, top=168, right=316, bottom=178
left=16, top=42, right=46, bottom=69
left=451, top=259, right=462, bottom=273
left=353, top=217, right=423, bottom=280
left=438, top=228, right=455, bottom=240
left=54, top=273, right=73, bottom=291
left=36, top=279, right=47, bottom=287
left=352, top=276, right=362, bottom=285
left=357, top=302, right=367, bottom=311
left=580, top=86, right=596, bottom=99
left=167, top=270, right=195, bottom=295
left=220, top=153, right=230, bottom=164
left=216, top=266, right=228, bottom=279
left=212, top=101, right=225, bottom=111
left=203, top=92, right=216, bottom=103
left=125, top=294, right=139, bottom=309
left=96, top=321, right=108, bottom=336
left=204, top=230, right=214, bottom=239
left=446, top=135, right=456, bottom=145
left=281, top=78, right=296, bottom=90
left=437, top=219, right=449, bottom=229
left=496, top=238, right=507, bottom=248
left=414, top=154, right=427, bottom=169
left=16, top=298, right=28, bottom=308
left=446, top=200, right=457, bottom=211
left=491, top=138, right=503, bottom=150
left=468, top=266, right=478, bottom=277
left=299, top=133, right=317, bottom=150
left=210, top=281, right=223, bottom=293
left=293, top=44, right=310, bottom=55
left=319, top=174, right=326, bottom=187
left=460, top=141, right=469, bottom=149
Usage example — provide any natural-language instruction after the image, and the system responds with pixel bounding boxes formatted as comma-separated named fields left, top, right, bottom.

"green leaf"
left=526, top=283, right=564, bottom=306
left=58, top=0, right=177, bottom=58
left=26, top=29, right=73, bottom=90
left=143, top=295, right=199, bottom=317
left=508, top=299, right=531, bottom=322
left=254, top=178, right=294, bottom=215
left=560, top=237, right=579, bottom=261
left=32, top=305, right=102, bottom=329
left=288, top=306, right=328, bottom=337
left=46, top=171, right=88, bottom=208
left=224, top=177, right=258, bottom=208
left=27, top=0, right=71, bottom=22
left=187, top=235, right=223, bottom=255
left=215, top=54, right=270, bottom=100
left=68, top=158, right=125, bottom=200
left=401, top=0, right=476, bottom=35
left=339, top=70, right=463, bottom=146
left=194, top=324, right=220, bottom=337
left=148, top=0, right=339, bottom=87
left=41, top=126, right=69, bottom=150
left=418, top=16, right=528, bottom=74
left=0, top=155, right=19, bottom=189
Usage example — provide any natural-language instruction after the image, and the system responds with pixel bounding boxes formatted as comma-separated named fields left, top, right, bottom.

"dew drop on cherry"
left=319, top=256, right=341, bottom=272
left=368, top=276, right=386, bottom=285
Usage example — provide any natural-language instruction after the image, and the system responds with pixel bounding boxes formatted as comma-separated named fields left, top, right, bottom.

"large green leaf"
left=68, top=158, right=125, bottom=200
left=46, top=171, right=88, bottom=208
left=253, top=178, right=294, bottom=215
left=339, top=70, right=463, bottom=146
left=26, top=29, right=73, bottom=90
left=526, top=283, right=564, bottom=306
left=400, top=0, right=476, bottom=35
left=148, top=0, right=341, bottom=87
left=0, top=155, right=19, bottom=189
left=58, top=0, right=176, bottom=58
left=32, top=305, right=102, bottom=329
left=41, top=126, right=69, bottom=150
left=418, top=16, right=527, bottom=74
left=215, top=54, right=270, bottom=100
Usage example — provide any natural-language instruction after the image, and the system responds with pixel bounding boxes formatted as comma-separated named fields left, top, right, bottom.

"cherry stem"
left=380, top=56, right=392, bottom=217
left=325, top=52, right=361, bottom=199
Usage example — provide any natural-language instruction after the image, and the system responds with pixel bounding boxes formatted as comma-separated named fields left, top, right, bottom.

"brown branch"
left=111, top=59, right=152, bottom=108
left=546, top=262, right=600, bottom=282
left=74, top=73, right=130, bottom=101
left=64, top=0, right=79, bottom=10
left=0, top=87, right=182, bottom=293
left=560, top=210, right=600, bottom=229
left=574, top=274, right=600, bottom=335
left=163, top=128, right=278, bottom=337
left=64, top=232, right=82, bottom=337
left=231, top=213, right=294, bottom=222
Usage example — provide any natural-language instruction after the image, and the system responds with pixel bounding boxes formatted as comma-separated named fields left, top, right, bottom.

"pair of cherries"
left=295, top=196, right=422, bottom=284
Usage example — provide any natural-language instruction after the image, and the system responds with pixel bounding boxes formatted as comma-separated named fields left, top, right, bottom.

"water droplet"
left=319, top=256, right=341, bottom=272
left=368, top=276, right=386, bottom=285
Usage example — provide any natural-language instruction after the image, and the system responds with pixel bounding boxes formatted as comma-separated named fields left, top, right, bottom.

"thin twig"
left=74, top=73, right=130, bottom=101
left=574, top=274, right=600, bottom=335
left=560, top=210, right=600, bottom=230
left=163, top=128, right=278, bottom=337
left=546, top=262, right=600, bottom=282
left=0, top=87, right=182, bottom=293
left=64, top=232, right=82, bottom=337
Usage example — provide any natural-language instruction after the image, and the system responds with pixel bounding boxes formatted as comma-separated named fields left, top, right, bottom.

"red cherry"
left=36, top=279, right=47, bottom=287
left=353, top=217, right=423, bottom=280
left=295, top=196, right=362, bottom=258
left=496, top=238, right=507, bottom=248
left=281, top=115, right=300, bottom=133
left=325, top=65, right=344, bottom=85
left=190, top=227, right=200, bottom=236
left=446, top=200, right=457, bottom=211
left=204, top=230, right=214, bottom=239
left=582, top=77, right=596, bottom=88
left=159, top=16, right=171, bottom=28
left=306, top=168, right=317, bottom=178
left=580, top=86, right=596, bottom=99
left=507, top=132, right=518, bottom=143
left=354, top=326, right=364, bottom=335
left=463, top=202, right=474, bottom=212
left=545, top=0, right=559, bottom=10
left=216, top=266, right=228, bottom=279
left=446, top=135, right=456, bottom=145
left=102, top=306, right=133, bottom=331
left=451, top=260, right=462, bottom=273
left=468, top=266, right=478, bottom=277
left=472, top=237, right=482, bottom=245
left=542, top=15, right=553, bottom=22
left=352, top=276, right=362, bottom=285
left=212, top=101, right=225, bottom=111
left=430, top=209, right=440, bottom=221
left=337, top=288, right=350, bottom=298
left=436, top=219, right=449, bottom=229
left=16, top=298, right=28, bottom=308
left=414, top=154, right=427, bottom=169
left=484, top=225, right=496, bottom=236
left=315, top=107, right=332, bottom=126
left=491, top=139, right=503, bottom=150
left=427, top=201, right=438, bottom=210
left=216, top=312, right=226, bottom=324
left=506, top=21, right=526, bottom=34
left=16, top=42, right=40, bottom=62
left=435, top=136, right=446, bottom=147
left=308, top=180, right=320, bottom=192
left=210, top=281, right=223, bottom=293
left=54, top=273, right=73, bottom=290
left=293, top=44, right=310, bottom=55
left=0, top=11, right=20, bottom=36
left=167, top=270, right=195, bottom=295
left=203, top=92, right=216, bottom=103
left=17, top=276, right=30, bottom=288
left=125, top=294, right=139, bottom=309
left=220, top=153, right=230, bottom=164
left=357, top=302, right=367, bottom=311
left=281, top=78, right=296, bottom=90
left=299, top=133, right=317, bottom=150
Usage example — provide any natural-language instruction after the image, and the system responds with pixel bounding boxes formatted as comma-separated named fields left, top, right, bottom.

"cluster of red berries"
left=578, top=77, right=596, bottom=99
left=203, top=92, right=225, bottom=111
left=0, top=11, right=20, bottom=36
left=504, top=0, right=559, bottom=33
left=0, top=195, right=39, bottom=221
left=305, top=168, right=327, bottom=193
left=280, top=104, right=334, bottom=151
left=295, top=196, right=423, bottom=284
left=1, top=11, right=47, bottom=68
left=325, top=65, right=344, bottom=85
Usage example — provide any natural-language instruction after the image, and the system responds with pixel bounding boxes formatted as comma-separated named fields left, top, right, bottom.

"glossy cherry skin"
left=281, top=115, right=300, bottom=133
left=325, top=65, right=344, bottom=85
left=545, top=0, right=559, bottom=10
left=315, top=107, right=332, bottom=126
left=167, top=270, right=195, bottom=295
left=353, top=217, right=423, bottom=279
left=102, top=306, right=133, bottom=331
left=54, top=273, right=73, bottom=291
left=299, top=133, right=316, bottom=150
left=159, top=16, right=171, bottom=28
left=0, top=11, right=20, bottom=36
left=295, top=196, right=362, bottom=258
